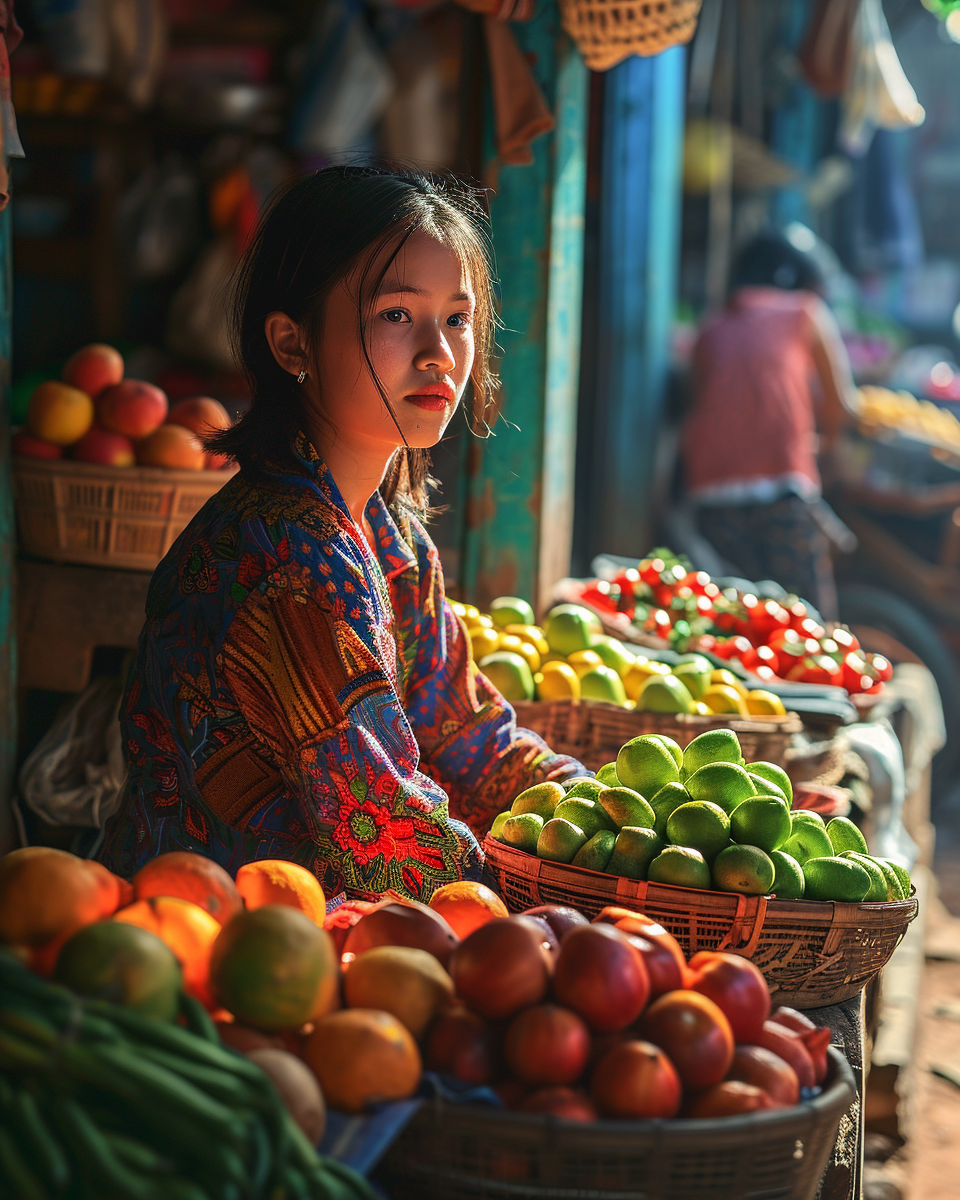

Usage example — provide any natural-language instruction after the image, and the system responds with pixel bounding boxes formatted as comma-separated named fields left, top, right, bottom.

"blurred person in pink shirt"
left=681, top=232, right=856, bottom=619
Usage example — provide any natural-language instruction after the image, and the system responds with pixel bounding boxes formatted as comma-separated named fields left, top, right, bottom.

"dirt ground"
left=868, top=822, right=960, bottom=1200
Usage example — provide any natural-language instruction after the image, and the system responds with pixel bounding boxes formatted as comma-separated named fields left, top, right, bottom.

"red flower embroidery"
left=333, top=793, right=399, bottom=868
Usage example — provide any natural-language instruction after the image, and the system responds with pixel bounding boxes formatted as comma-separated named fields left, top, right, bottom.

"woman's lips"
left=405, top=394, right=451, bottom=411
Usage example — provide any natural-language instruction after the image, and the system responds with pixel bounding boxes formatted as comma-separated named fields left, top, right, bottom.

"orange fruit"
left=133, top=851, right=242, bottom=926
left=303, top=1009, right=421, bottom=1113
left=235, top=860, right=325, bottom=926
left=427, top=880, right=509, bottom=939
left=210, top=905, right=339, bottom=1031
left=113, top=896, right=220, bottom=1008
left=0, top=847, right=128, bottom=974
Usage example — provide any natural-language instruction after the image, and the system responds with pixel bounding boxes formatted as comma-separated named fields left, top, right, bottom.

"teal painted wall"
left=0, top=205, right=16, bottom=852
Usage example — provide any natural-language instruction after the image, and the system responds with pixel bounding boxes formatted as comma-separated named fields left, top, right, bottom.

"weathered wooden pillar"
left=583, top=47, right=686, bottom=561
left=459, top=6, right=588, bottom=614
left=0, top=205, right=16, bottom=853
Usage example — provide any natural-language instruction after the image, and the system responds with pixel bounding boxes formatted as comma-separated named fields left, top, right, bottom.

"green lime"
left=580, top=665, right=629, bottom=706
left=826, top=816, right=869, bottom=856
left=636, top=675, right=697, bottom=714
left=872, top=857, right=906, bottom=901
left=746, top=761, right=793, bottom=804
left=501, top=813, right=544, bottom=854
left=673, top=663, right=710, bottom=699
left=478, top=651, right=535, bottom=703
left=666, top=801, right=731, bottom=861
left=616, top=735, right=681, bottom=797
left=770, top=850, right=805, bottom=899
left=647, top=846, right=712, bottom=890
left=712, top=845, right=776, bottom=895
left=554, top=797, right=616, bottom=839
left=781, top=812, right=834, bottom=864
left=563, top=778, right=606, bottom=801
left=681, top=729, right=743, bottom=778
left=489, top=596, right=536, bottom=629
left=572, top=830, right=617, bottom=873
left=606, top=827, right=663, bottom=880
left=747, top=775, right=789, bottom=806
left=591, top=636, right=636, bottom=676
left=537, top=818, right=588, bottom=863
left=802, top=856, right=872, bottom=902
left=490, top=811, right=511, bottom=841
left=877, top=857, right=911, bottom=899
left=729, top=795, right=792, bottom=853
left=511, top=781, right=565, bottom=820
left=684, top=762, right=757, bottom=815
left=839, top=852, right=888, bottom=902
left=649, top=782, right=691, bottom=838
left=649, top=735, right=684, bottom=769
left=596, top=761, right=621, bottom=787
left=598, top=786, right=655, bottom=830
left=544, top=604, right=601, bottom=655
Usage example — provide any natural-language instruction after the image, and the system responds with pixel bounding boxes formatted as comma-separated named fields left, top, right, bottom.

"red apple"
left=625, top=933, right=685, bottom=1000
left=521, top=905, right=589, bottom=941
left=424, top=1007, right=501, bottom=1085
left=96, top=379, right=168, bottom=440
left=448, top=917, right=552, bottom=1020
left=552, top=924, right=650, bottom=1033
left=168, top=395, right=231, bottom=435
left=514, top=915, right=559, bottom=958
left=589, top=1040, right=682, bottom=1119
left=62, top=343, right=123, bottom=398
left=72, top=426, right=135, bottom=467
left=687, top=952, right=771, bottom=1044
left=518, top=1086, right=597, bottom=1121
left=504, top=1004, right=591, bottom=1087
left=342, top=900, right=459, bottom=967
left=11, top=430, right=63, bottom=459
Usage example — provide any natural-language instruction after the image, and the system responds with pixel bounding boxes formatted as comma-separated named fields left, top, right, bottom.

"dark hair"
left=729, top=231, right=825, bottom=295
left=205, top=164, right=499, bottom=514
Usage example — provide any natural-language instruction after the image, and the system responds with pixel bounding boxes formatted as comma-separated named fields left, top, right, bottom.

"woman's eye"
left=382, top=308, right=409, bottom=324
left=447, top=312, right=473, bottom=328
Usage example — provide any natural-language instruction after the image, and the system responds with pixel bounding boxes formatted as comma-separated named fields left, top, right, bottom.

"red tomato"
left=786, top=655, right=843, bottom=687
left=866, top=653, right=893, bottom=683
left=581, top=581, right=616, bottom=612
left=639, top=558, right=666, bottom=585
left=754, top=645, right=779, bottom=672
left=797, top=617, right=826, bottom=641
left=695, top=595, right=715, bottom=618
left=748, top=599, right=790, bottom=642
left=703, top=582, right=721, bottom=600
left=683, top=571, right=711, bottom=595
left=684, top=1081, right=776, bottom=1118
left=754, top=664, right=778, bottom=683
left=638, top=991, right=734, bottom=1091
left=754, top=1021, right=816, bottom=1090
left=787, top=601, right=809, bottom=629
left=698, top=634, right=718, bottom=654
left=686, top=951, right=771, bottom=1043
left=726, top=1044, right=799, bottom=1107
left=831, top=627, right=861, bottom=655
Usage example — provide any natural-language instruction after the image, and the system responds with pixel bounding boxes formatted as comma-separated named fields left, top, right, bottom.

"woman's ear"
left=264, top=312, right=307, bottom=377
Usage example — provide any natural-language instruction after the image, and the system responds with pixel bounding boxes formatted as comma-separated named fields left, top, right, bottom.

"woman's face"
left=312, top=229, right=476, bottom=455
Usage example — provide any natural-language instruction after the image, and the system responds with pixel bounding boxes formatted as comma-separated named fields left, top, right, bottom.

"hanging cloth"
left=798, top=0, right=860, bottom=97
left=483, top=17, right=553, bottom=167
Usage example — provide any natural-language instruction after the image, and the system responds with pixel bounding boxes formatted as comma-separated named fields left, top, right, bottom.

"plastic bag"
left=840, top=0, right=924, bottom=157
left=18, top=676, right=126, bottom=830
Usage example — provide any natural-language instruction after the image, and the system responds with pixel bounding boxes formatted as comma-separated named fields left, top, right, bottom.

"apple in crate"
left=62, top=343, right=123, bottom=398
left=96, top=380, right=168, bottom=440
left=73, top=427, right=135, bottom=467
left=136, top=424, right=205, bottom=470
left=167, top=397, right=233, bottom=470
left=12, top=430, right=63, bottom=459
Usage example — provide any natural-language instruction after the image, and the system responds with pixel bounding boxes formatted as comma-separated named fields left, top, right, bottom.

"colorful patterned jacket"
left=97, top=434, right=586, bottom=902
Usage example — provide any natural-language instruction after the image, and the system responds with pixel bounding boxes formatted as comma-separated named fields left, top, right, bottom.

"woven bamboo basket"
left=559, top=0, right=702, bottom=71
left=514, top=699, right=802, bottom=772
left=484, top=837, right=918, bottom=1008
left=379, top=1047, right=855, bottom=1200
left=13, top=456, right=236, bottom=571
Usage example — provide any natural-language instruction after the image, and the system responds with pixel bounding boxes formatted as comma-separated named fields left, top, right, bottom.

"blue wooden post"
left=0, top=205, right=16, bottom=852
left=771, top=0, right=823, bottom=226
left=586, top=47, right=686, bottom=560
left=459, top=9, right=588, bottom=613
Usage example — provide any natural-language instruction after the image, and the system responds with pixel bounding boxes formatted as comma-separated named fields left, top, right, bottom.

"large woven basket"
left=560, top=0, right=702, bottom=71
left=13, top=456, right=235, bottom=571
left=484, top=837, right=918, bottom=1008
left=514, top=699, right=802, bottom=772
left=379, top=1047, right=855, bottom=1200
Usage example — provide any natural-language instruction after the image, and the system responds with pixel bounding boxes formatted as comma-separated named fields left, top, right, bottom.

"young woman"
left=98, top=166, right=587, bottom=905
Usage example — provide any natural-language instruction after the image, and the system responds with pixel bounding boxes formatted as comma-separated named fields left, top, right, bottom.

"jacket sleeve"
left=400, top=531, right=589, bottom=837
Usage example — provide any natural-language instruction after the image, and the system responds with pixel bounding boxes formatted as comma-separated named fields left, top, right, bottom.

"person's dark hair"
left=729, top=231, right=825, bottom=296
left=205, top=164, right=499, bottom=515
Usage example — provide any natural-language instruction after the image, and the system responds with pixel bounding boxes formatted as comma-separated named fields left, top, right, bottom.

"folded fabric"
left=484, top=16, right=554, bottom=166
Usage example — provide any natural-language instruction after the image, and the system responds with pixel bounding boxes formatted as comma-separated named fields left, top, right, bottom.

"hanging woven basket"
left=560, top=0, right=703, bottom=71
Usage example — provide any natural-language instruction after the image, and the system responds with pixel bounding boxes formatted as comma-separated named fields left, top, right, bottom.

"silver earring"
left=297, top=368, right=307, bottom=384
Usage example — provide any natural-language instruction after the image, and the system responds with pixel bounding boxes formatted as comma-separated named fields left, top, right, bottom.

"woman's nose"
left=415, top=326, right=456, bottom=373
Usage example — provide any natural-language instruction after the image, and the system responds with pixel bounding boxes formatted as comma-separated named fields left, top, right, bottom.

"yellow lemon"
left=535, top=660, right=581, bottom=701
left=461, top=604, right=480, bottom=621
left=505, top=624, right=550, bottom=658
left=567, top=649, right=604, bottom=679
left=498, top=634, right=541, bottom=673
left=464, top=612, right=494, bottom=632
left=450, top=600, right=467, bottom=619
left=694, top=701, right=712, bottom=715
left=701, top=685, right=748, bottom=715
left=709, top=669, right=748, bottom=698
left=622, top=659, right=671, bottom=701
left=744, top=690, right=786, bottom=716
left=469, top=627, right=500, bottom=660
